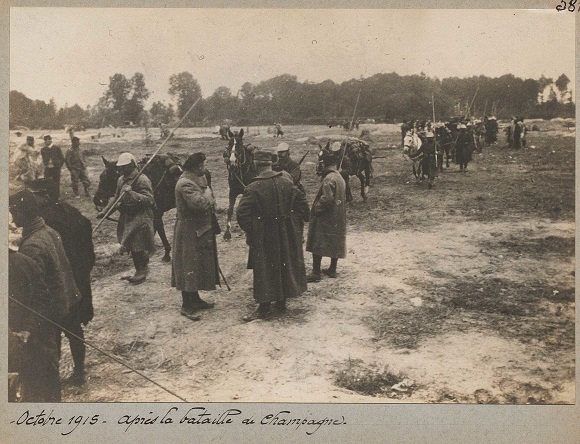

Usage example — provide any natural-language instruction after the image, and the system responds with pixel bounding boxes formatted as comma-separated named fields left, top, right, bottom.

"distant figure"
left=516, top=118, right=527, bottom=148
left=159, top=123, right=170, bottom=139
left=455, top=124, right=473, bottom=172
left=13, top=136, right=44, bottom=185
left=65, top=137, right=91, bottom=198
left=274, top=123, right=284, bottom=138
left=237, top=149, right=309, bottom=322
left=40, top=135, right=65, bottom=202
left=421, top=131, right=437, bottom=188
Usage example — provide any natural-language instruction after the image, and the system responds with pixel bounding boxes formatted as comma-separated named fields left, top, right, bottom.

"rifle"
left=298, top=150, right=310, bottom=165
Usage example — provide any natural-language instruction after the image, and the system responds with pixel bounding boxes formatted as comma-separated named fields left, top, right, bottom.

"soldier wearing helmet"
left=97, top=152, right=156, bottom=284
left=273, top=142, right=304, bottom=193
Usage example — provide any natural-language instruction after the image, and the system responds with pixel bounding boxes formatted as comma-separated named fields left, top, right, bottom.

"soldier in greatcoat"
left=40, top=135, right=65, bottom=202
left=9, top=189, right=81, bottom=401
left=172, top=152, right=219, bottom=321
left=306, top=148, right=347, bottom=282
left=455, top=124, right=473, bottom=172
left=9, top=248, right=60, bottom=402
left=237, top=149, right=310, bottom=322
left=97, top=152, right=156, bottom=284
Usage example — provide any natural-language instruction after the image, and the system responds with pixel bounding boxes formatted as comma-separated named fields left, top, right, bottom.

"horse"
left=434, top=125, right=454, bottom=171
left=403, top=132, right=424, bottom=181
left=222, top=128, right=257, bottom=240
left=93, top=153, right=182, bottom=262
left=317, top=140, right=373, bottom=203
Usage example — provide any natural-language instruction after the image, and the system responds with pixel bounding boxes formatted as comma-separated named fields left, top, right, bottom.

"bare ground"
left=17, top=122, right=572, bottom=404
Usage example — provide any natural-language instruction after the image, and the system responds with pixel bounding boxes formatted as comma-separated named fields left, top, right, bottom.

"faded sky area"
left=10, top=8, right=575, bottom=108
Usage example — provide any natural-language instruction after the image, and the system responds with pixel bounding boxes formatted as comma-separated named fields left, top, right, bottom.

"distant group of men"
left=505, top=117, right=528, bottom=149
left=13, top=134, right=92, bottom=201
left=400, top=114, right=522, bottom=187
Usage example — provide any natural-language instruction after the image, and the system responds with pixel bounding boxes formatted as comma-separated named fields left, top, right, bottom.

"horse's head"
left=227, top=128, right=245, bottom=155
left=93, top=156, right=120, bottom=211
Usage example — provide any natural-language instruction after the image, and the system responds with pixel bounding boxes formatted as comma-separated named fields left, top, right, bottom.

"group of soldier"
left=8, top=133, right=349, bottom=401
left=95, top=141, right=346, bottom=323
left=12, top=134, right=92, bottom=201
left=400, top=115, right=515, bottom=188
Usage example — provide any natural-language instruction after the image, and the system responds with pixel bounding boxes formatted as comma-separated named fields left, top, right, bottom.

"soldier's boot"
left=243, top=303, right=271, bottom=322
left=273, top=298, right=286, bottom=312
left=129, top=251, right=149, bottom=284
left=181, top=292, right=201, bottom=321
left=322, top=258, right=338, bottom=278
left=189, top=291, right=215, bottom=310
left=307, top=254, right=323, bottom=282
left=121, top=252, right=141, bottom=281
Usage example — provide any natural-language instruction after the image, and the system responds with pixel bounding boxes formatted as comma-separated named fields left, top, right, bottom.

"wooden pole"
left=93, top=97, right=201, bottom=234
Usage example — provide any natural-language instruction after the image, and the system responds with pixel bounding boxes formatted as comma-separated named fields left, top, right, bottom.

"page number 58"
left=556, top=0, right=578, bottom=11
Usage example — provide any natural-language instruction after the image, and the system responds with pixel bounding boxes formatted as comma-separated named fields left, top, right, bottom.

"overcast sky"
left=10, top=8, right=575, bottom=109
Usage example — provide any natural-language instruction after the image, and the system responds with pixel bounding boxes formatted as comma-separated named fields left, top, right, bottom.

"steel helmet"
left=276, top=142, right=290, bottom=153
left=331, top=141, right=342, bottom=152
left=117, top=152, right=136, bottom=166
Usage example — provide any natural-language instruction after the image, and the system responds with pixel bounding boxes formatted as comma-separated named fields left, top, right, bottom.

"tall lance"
left=93, top=98, right=201, bottom=234
left=339, top=84, right=362, bottom=171
left=432, top=92, right=438, bottom=167
left=464, top=85, right=480, bottom=120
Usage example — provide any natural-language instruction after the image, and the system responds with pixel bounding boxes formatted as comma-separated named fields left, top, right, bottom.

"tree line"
left=9, top=71, right=574, bottom=130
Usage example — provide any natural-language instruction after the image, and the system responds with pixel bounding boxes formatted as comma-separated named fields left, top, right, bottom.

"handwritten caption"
left=10, top=407, right=346, bottom=436
left=556, top=0, right=580, bottom=11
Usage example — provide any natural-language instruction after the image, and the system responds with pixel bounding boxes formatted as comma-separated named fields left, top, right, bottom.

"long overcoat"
left=18, top=217, right=81, bottom=324
left=306, top=166, right=347, bottom=259
left=237, top=170, right=309, bottom=303
left=114, top=169, right=156, bottom=253
left=9, top=249, right=61, bottom=402
left=455, top=131, right=473, bottom=165
left=171, top=170, right=220, bottom=292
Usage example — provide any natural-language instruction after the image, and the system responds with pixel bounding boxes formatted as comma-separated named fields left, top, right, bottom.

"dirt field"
left=10, top=121, right=575, bottom=403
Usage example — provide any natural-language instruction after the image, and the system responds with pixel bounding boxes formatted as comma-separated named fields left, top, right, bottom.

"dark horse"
left=317, top=140, right=373, bottom=202
left=435, top=125, right=454, bottom=172
left=222, top=128, right=257, bottom=240
left=93, top=153, right=182, bottom=262
left=25, top=179, right=95, bottom=382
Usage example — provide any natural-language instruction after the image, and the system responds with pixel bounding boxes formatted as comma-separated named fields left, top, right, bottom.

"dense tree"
left=9, top=71, right=575, bottom=130
left=149, top=101, right=175, bottom=125
left=168, top=72, right=203, bottom=125
left=124, top=72, right=150, bottom=125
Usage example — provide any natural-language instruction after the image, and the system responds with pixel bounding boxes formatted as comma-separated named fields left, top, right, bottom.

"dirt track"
left=11, top=122, right=573, bottom=404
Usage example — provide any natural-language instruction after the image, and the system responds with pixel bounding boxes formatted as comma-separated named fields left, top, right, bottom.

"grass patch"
left=481, top=235, right=574, bottom=257
left=368, top=305, right=452, bottom=349
left=333, top=358, right=415, bottom=397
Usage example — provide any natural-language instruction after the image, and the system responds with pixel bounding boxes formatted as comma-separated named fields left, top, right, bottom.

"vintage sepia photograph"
left=6, top=5, right=575, bottom=410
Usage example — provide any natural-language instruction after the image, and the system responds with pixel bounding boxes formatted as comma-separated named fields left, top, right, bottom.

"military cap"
left=254, top=149, right=274, bottom=164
